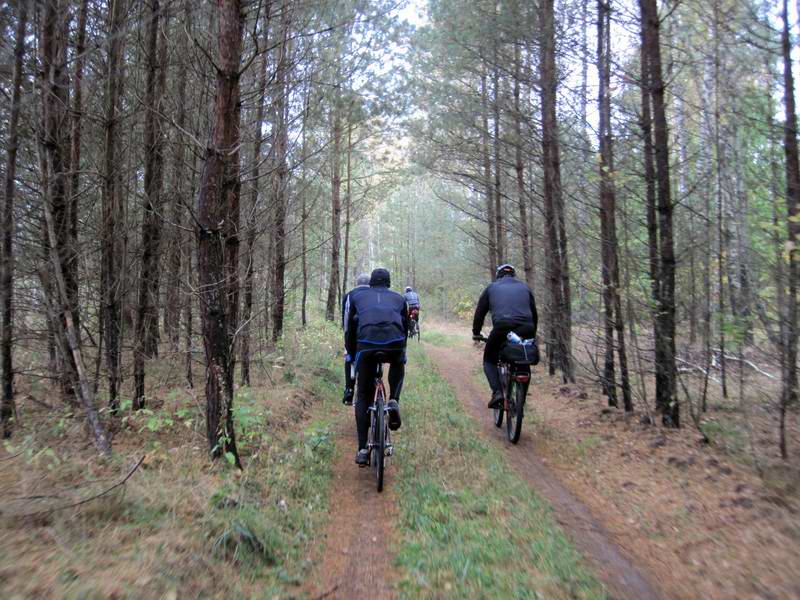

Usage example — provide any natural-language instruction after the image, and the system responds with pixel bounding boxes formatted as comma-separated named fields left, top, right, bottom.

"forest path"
left=304, top=408, right=398, bottom=600
left=424, top=330, right=666, bottom=600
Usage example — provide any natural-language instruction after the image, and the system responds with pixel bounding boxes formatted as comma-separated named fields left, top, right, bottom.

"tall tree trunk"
left=196, top=0, right=244, bottom=467
left=1, top=0, right=28, bottom=437
left=598, top=0, right=617, bottom=407
left=40, top=0, right=111, bottom=454
left=134, top=0, right=169, bottom=409
left=492, top=64, right=504, bottom=264
left=67, top=0, right=89, bottom=340
left=343, top=125, right=353, bottom=292
left=102, top=0, right=127, bottom=412
left=40, top=0, right=81, bottom=402
left=325, top=102, right=342, bottom=322
left=165, top=3, right=193, bottom=349
left=597, top=0, right=631, bottom=411
left=300, top=84, right=310, bottom=327
left=712, top=1, right=728, bottom=399
left=271, top=0, right=290, bottom=342
left=539, top=0, right=573, bottom=381
left=481, top=71, right=498, bottom=276
left=641, top=0, right=678, bottom=426
left=780, top=0, right=800, bottom=457
left=240, top=5, right=271, bottom=386
left=513, top=45, right=533, bottom=286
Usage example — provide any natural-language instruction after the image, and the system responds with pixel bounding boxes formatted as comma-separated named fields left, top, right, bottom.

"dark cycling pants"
left=483, top=323, right=536, bottom=394
left=355, top=347, right=405, bottom=450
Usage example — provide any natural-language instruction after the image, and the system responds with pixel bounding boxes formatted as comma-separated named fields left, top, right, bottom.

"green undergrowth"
left=0, top=321, right=344, bottom=599
left=393, top=343, right=607, bottom=600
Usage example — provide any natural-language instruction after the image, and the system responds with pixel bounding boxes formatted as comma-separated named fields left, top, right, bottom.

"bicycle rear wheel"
left=372, top=394, right=385, bottom=492
left=493, top=407, right=503, bottom=427
left=506, top=380, right=525, bottom=444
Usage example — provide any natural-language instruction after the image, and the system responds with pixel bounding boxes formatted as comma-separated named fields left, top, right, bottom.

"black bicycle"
left=476, top=335, right=535, bottom=444
left=367, top=360, right=394, bottom=492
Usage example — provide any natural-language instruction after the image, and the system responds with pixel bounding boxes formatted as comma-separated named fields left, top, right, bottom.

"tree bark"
left=134, top=0, right=169, bottom=409
left=240, top=4, right=271, bottom=386
left=1, top=0, right=28, bottom=437
left=67, top=0, right=89, bottom=340
left=165, top=2, right=193, bottom=349
left=325, top=102, right=342, bottom=322
left=271, top=0, right=291, bottom=342
left=597, top=0, right=632, bottom=411
left=492, top=64, right=504, bottom=264
left=513, top=46, right=533, bottom=287
left=196, top=0, right=244, bottom=467
left=641, top=0, right=678, bottom=426
left=539, top=0, right=573, bottom=381
left=481, top=71, right=497, bottom=277
left=780, top=0, right=800, bottom=457
left=102, top=0, right=128, bottom=412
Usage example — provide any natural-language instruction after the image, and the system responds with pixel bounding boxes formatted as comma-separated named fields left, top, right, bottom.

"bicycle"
left=475, top=334, right=535, bottom=444
left=367, top=357, right=395, bottom=492
left=408, top=307, right=420, bottom=341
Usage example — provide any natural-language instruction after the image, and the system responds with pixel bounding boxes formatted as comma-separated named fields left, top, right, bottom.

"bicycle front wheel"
left=372, top=395, right=385, bottom=492
left=506, top=380, right=525, bottom=444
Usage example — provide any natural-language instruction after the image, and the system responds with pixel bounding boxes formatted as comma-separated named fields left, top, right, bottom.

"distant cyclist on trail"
left=344, top=268, right=407, bottom=466
left=472, top=264, right=538, bottom=409
left=404, top=286, right=420, bottom=334
left=341, top=273, right=371, bottom=406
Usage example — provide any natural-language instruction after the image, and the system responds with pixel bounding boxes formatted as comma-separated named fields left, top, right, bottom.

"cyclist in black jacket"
left=472, top=264, right=538, bottom=409
left=344, top=268, right=407, bottom=465
left=341, top=273, right=371, bottom=405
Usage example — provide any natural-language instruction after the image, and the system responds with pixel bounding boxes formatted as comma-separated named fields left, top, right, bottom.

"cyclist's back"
left=344, top=268, right=407, bottom=465
left=404, top=287, right=420, bottom=308
left=472, top=264, right=538, bottom=409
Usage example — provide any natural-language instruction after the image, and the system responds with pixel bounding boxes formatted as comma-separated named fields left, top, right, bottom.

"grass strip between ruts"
left=392, top=342, right=608, bottom=600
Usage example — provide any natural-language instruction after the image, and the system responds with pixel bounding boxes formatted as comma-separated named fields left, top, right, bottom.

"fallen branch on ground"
left=16, top=455, right=145, bottom=518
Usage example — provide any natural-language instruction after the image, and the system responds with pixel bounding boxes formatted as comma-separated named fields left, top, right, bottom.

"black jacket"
left=472, top=275, right=538, bottom=336
left=345, top=278, right=408, bottom=355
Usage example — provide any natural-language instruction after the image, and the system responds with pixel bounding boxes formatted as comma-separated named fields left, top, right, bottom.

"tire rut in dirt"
left=425, top=341, right=666, bottom=600
left=306, top=416, right=397, bottom=600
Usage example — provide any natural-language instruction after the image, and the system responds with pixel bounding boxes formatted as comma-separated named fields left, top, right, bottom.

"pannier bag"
left=500, top=339, right=540, bottom=366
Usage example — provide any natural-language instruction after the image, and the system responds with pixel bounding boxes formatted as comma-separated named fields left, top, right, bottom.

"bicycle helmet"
left=370, top=267, right=391, bottom=287
left=496, top=264, right=516, bottom=279
left=356, top=272, right=370, bottom=286
left=405, top=286, right=413, bottom=293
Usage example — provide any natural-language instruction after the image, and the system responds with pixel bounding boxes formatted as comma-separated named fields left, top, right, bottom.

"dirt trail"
left=305, top=413, right=397, bottom=600
left=425, top=341, right=666, bottom=600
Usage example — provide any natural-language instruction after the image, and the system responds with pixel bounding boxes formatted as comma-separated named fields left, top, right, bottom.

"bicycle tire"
left=493, top=406, right=503, bottom=427
left=373, top=393, right=385, bottom=492
left=506, top=379, right=525, bottom=444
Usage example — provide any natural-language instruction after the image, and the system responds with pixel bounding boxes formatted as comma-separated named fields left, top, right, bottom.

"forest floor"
left=2, top=320, right=799, bottom=599
left=422, top=320, right=800, bottom=600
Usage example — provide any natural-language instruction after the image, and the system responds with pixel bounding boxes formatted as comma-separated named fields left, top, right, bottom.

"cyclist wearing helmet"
left=472, top=264, right=538, bottom=409
left=404, top=286, right=421, bottom=333
left=344, top=268, right=407, bottom=465
left=341, top=273, right=371, bottom=405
